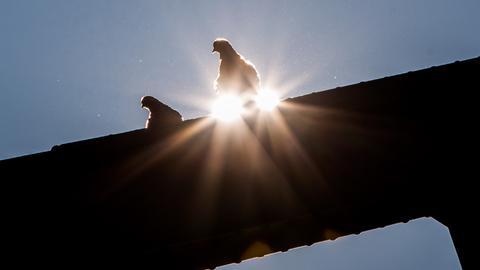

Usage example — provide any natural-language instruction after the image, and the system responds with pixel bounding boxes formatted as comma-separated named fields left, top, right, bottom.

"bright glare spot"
left=211, top=95, right=244, bottom=122
left=255, top=90, right=280, bottom=111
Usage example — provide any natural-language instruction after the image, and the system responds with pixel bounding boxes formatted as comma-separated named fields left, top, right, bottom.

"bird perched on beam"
left=212, top=38, right=260, bottom=100
left=141, top=96, right=183, bottom=130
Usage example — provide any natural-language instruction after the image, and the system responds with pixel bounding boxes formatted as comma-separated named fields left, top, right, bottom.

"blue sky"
left=219, top=218, right=460, bottom=270
left=1, top=0, right=478, bottom=268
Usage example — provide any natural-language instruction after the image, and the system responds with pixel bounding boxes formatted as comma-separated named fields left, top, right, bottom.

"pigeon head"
left=212, top=38, right=235, bottom=55
left=141, top=96, right=160, bottom=110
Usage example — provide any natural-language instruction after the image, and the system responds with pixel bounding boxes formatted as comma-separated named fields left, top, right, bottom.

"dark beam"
left=1, top=57, right=478, bottom=269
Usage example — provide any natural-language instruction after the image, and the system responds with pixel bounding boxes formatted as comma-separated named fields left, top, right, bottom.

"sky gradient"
left=1, top=0, right=478, bottom=269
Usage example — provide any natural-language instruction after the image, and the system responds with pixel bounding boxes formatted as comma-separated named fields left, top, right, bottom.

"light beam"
left=211, top=94, right=244, bottom=122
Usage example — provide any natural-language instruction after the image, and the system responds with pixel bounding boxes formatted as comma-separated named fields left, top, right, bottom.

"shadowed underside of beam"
left=1, top=57, right=478, bottom=269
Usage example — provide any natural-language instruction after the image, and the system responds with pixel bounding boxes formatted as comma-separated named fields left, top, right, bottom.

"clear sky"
left=1, top=0, right=478, bottom=269
left=219, top=218, right=460, bottom=270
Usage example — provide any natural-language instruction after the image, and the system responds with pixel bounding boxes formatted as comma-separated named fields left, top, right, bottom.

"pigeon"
left=141, top=96, right=183, bottom=130
left=212, top=38, right=260, bottom=100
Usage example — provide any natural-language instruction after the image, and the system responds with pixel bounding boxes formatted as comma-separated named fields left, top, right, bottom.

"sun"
left=210, top=90, right=281, bottom=122
left=255, top=89, right=280, bottom=111
left=210, top=94, right=244, bottom=122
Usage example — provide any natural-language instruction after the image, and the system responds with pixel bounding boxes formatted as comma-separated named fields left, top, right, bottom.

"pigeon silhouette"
left=212, top=38, right=260, bottom=100
left=141, top=96, right=183, bottom=130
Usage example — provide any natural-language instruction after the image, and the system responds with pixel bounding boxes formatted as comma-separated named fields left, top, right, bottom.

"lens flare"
left=211, top=95, right=244, bottom=122
left=255, top=89, right=280, bottom=111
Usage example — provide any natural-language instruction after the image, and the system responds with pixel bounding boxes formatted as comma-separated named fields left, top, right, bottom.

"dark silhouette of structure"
left=1, top=57, right=478, bottom=269
left=213, top=38, right=260, bottom=98
left=141, top=95, right=183, bottom=130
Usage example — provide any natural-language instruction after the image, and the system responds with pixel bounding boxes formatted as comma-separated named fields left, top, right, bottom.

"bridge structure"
left=1, top=57, right=478, bottom=269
